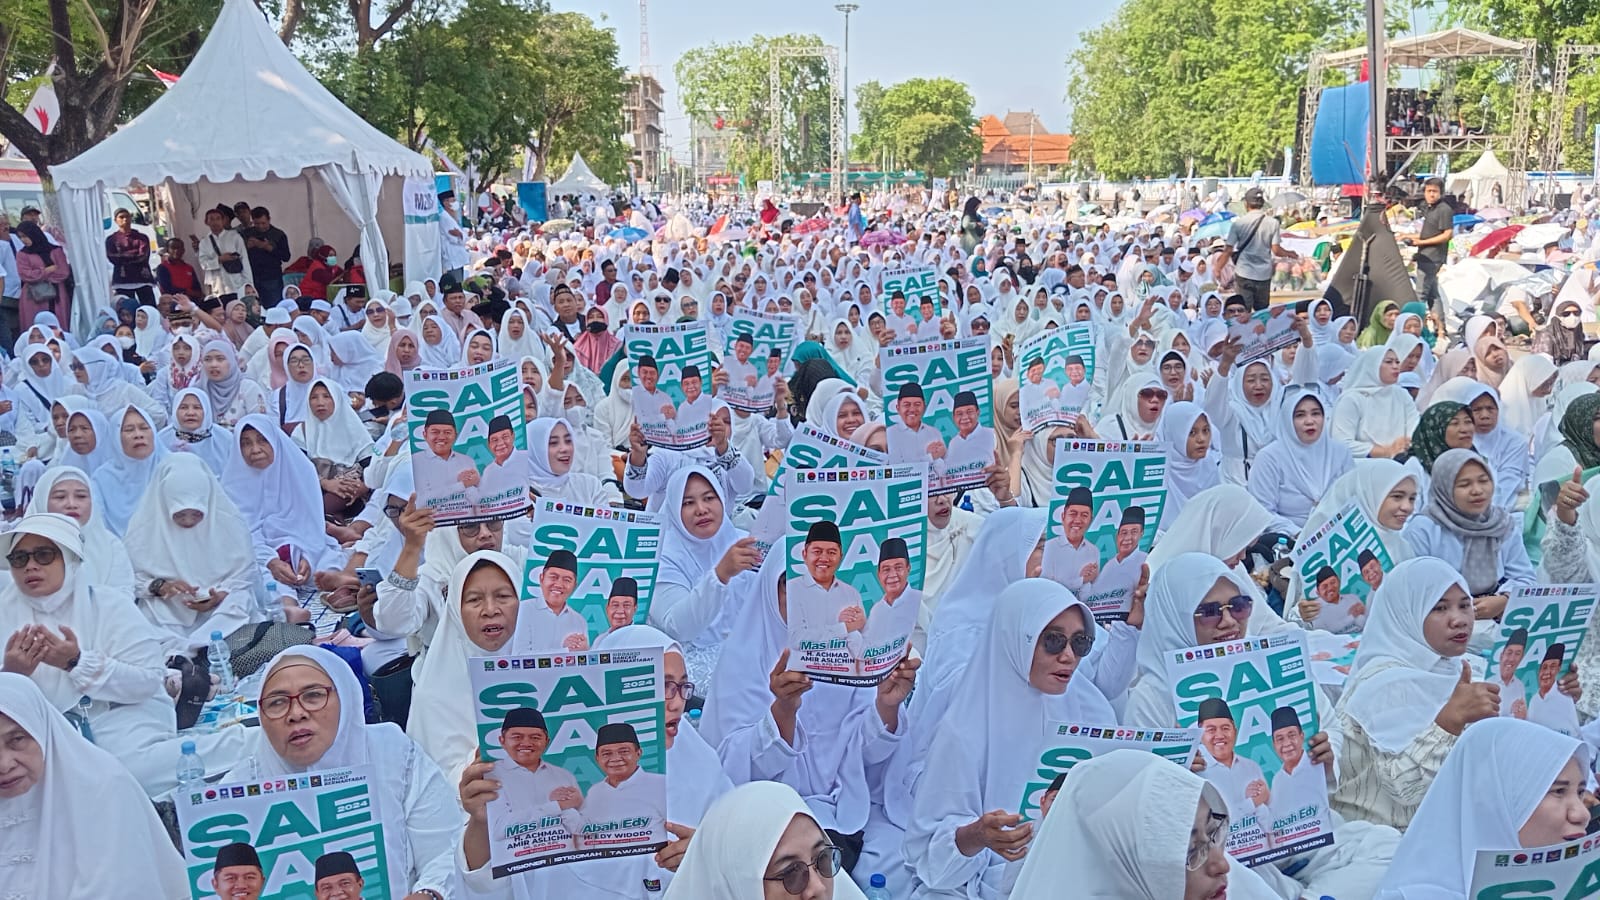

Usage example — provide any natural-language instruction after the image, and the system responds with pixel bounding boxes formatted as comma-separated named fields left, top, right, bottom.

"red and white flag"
left=148, top=66, right=179, bottom=88
left=25, top=82, right=58, bottom=135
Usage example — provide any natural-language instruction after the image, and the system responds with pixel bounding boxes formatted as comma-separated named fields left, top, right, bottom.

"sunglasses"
left=1138, top=388, right=1169, bottom=401
left=6, top=546, right=58, bottom=569
left=1040, top=628, right=1094, bottom=658
left=458, top=520, right=505, bottom=535
left=764, top=846, right=843, bottom=895
left=1193, top=595, right=1253, bottom=626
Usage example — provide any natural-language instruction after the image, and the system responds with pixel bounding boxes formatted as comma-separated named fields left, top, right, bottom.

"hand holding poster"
left=1166, top=631, right=1334, bottom=867
left=1017, top=324, right=1098, bottom=430
left=882, top=263, right=940, bottom=309
left=626, top=322, right=714, bottom=450
left=783, top=464, right=928, bottom=685
left=1018, top=723, right=1197, bottom=822
left=721, top=309, right=796, bottom=413
left=178, top=766, right=388, bottom=900
left=1044, top=439, right=1167, bottom=622
left=750, top=422, right=888, bottom=560
left=1483, top=584, right=1597, bottom=738
left=407, top=359, right=528, bottom=525
left=524, top=499, right=663, bottom=645
left=470, top=647, right=668, bottom=877
left=881, top=337, right=994, bottom=493
left=1468, top=837, right=1600, bottom=899
left=1292, top=502, right=1393, bottom=635
left=1227, top=305, right=1298, bottom=364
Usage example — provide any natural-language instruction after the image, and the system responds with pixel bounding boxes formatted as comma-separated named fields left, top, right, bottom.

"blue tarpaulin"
left=517, top=181, right=548, bottom=223
left=1310, top=83, right=1369, bottom=186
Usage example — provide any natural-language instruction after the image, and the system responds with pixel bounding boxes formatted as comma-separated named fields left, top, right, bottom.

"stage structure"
left=1299, top=28, right=1535, bottom=206
left=1545, top=45, right=1600, bottom=186
left=769, top=45, right=844, bottom=197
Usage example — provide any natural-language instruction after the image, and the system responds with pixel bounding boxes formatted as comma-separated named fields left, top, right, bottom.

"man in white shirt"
left=192, top=204, right=253, bottom=296
left=1019, top=356, right=1057, bottom=423
left=413, top=409, right=479, bottom=514
left=1059, top=354, right=1091, bottom=415
left=525, top=549, right=591, bottom=651
left=631, top=355, right=674, bottom=436
left=936, top=390, right=994, bottom=487
left=1495, top=628, right=1530, bottom=718
left=721, top=333, right=761, bottom=407
left=787, top=520, right=866, bottom=661
left=1356, top=549, right=1386, bottom=594
left=886, top=381, right=946, bottom=464
left=671, top=365, right=713, bottom=442
left=577, top=723, right=667, bottom=850
left=1081, top=505, right=1147, bottom=620
left=601, top=576, right=639, bottom=636
left=438, top=190, right=470, bottom=279
left=914, top=296, right=944, bottom=341
left=210, top=842, right=266, bottom=900
left=858, top=537, right=921, bottom=676
left=1197, top=698, right=1271, bottom=845
left=1041, top=486, right=1100, bottom=592
left=1307, top=565, right=1366, bottom=635
left=490, top=706, right=584, bottom=848
left=475, top=414, right=529, bottom=515
left=1527, top=642, right=1581, bottom=737
left=883, top=292, right=918, bottom=344
left=1264, top=706, right=1328, bottom=841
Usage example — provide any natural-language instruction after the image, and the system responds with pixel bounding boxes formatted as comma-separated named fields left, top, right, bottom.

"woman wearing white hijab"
left=1496, top=351, right=1560, bottom=438
left=819, top=390, right=869, bottom=441
left=290, top=316, right=332, bottom=373
left=1157, top=401, right=1221, bottom=524
left=1094, top=371, right=1168, bottom=441
left=268, top=343, right=317, bottom=434
left=595, top=365, right=635, bottom=449
left=159, top=386, right=236, bottom=475
left=25, top=465, right=134, bottom=599
left=88, top=404, right=168, bottom=536
left=0, top=673, right=190, bottom=900
left=497, top=307, right=543, bottom=362
left=419, top=314, right=460, bottom=369
left=1246, top=387, right=1354, bottom=533
left=905, top=579, right=1112, bottom=900
left=326, top=330, right=384, bottom=395
left=14, top=343, right=67, bottom=433
left=1007, top=750, right=1280, bottom=900
left=70, top=348, right=164, bottom=428
left=651, top=465, right=757, bottom=685
left=663, top=780, right=867, bottom=900
left=229, top=645, right=457, bottom=896
left=132, top=304, right=169, bottom=358
left=1374, top=717, right=1589, bottom=900
left=1286, top=459, right=1418, bottom=627
left=1331, top=557, right=1485, bottom=830
left=1204, top=357, right=1280, bottom=485
left=222, top=413, right=345, bottom=593
left=1430, top=378, right=1528, bottom=507
left=145, top=332, right=202, bottom=415
left=1331, top=346, right=1418, bottom=459
left=360, top=296, right=393, bottom=350
left=125, top=454, right=260, bottom=653
left=1318, top=316, right=1360, bottom=384
left=918, top=491, right=982, bottom=653
left=299, top=375, right=373, bottom=472
left=527, top=416, right=619, bottom=506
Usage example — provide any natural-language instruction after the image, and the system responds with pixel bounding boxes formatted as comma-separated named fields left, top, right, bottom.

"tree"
left=260, top=0, right=417, bottom=51
left=676, top=33, right=833, bottom=185
left=0, top=0, right=220, bottom=182
left=852, top=77, right=981, bottom=175
left=1066, top=0, right=1358, bottom=178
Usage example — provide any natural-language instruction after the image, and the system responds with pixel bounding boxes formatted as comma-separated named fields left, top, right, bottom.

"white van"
left=0, top=158, right=158, bottom=248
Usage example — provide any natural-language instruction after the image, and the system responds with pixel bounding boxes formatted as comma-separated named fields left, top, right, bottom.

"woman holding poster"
left=230, top=645, right=457, bottom=898
left=1375, top=718, right=1589, bottom=900
left=905, top=579, right=1112, bottom=900
left=1245, top=387, right=1354, bottom=533
left=1287, top=460, right=1418, bottom=626
left=1330, top=347, right=1419, bottom=460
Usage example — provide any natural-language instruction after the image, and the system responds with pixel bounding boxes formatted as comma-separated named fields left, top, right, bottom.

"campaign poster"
left=1292, top=502, right=1393, bottom=635
left=407, top=359, right=528, bottom=526
left=782, top=464, right=928, bottom=686
left=750, top=423, right=888, bottom=561
left=470, top=647, right=668, bottom=877
left=721, top=309, right=795, bottom=413
left=882, top=263, right=941, bottom=309
left=1018, top=723, right=1197, bottom=822
left=626, top=322, right=714, bottom=450
left=524, top=499, right=663, bottom=645
left=1305, top=631, right=1361, bottom=690
left=1166, top=631, right=1333, bottom=867
left=1227, top=305, right=1297, bottom=364
left=1044, top=439, right=1167, bottom=622
left=880, top=337, right=994, bottom=493
left=178, top=766, right=387, bottom=900
left=1017, top=324, right=1098, bottom=430
left=1467, top=836, right=1600, bottom=899
left=1483, top=584, right=1598, bottom=738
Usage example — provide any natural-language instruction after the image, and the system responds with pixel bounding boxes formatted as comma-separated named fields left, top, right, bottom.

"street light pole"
left=836, top=2, right=859, bottom=196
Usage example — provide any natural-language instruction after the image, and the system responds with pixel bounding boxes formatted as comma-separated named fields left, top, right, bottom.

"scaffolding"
left=769, top=46, right=843, bottom=197
left=1545, top=44, right=1600, bottom=185
left=1298, top=28, right=1536, bottom=206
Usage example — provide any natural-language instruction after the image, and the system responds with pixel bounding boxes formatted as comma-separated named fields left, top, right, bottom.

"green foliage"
left=1067, top=0, right=1359, bottom=178
left=852, top=77, right=982, bottom=176
left=676, top=33, right=833, bottom=185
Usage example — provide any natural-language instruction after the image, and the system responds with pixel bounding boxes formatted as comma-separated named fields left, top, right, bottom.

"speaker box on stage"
left=1557, top=193, right=1573, bottom=211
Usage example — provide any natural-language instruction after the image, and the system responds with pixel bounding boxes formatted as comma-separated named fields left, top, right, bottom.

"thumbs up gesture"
left=1435, top=660, right=1501, bottom=735
left=1556, top=466, right=1589, bottom=527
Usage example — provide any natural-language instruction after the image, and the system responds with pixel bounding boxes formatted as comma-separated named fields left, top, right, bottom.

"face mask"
left=1562, top=313, right=1582, bottom=328
left=564, top=405, right=591, bottom=428
left=585, top=321, right=606, bottom=334
left=117, top=335, right=135, bottom=350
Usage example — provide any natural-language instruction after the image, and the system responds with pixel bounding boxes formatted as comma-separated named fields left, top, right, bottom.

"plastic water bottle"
left=209, top=630, right=236, bottom=694
left=262, top=580, right=286, bottom=622
left=176, top=740, right=205, bottom=797
left=0, top=446, right=17, bottom=509
left=688, top=708, right=702, bottom=728
left=1273, top=536, right=1291, bottom=562
left=865, top=874, right=891, bottom=900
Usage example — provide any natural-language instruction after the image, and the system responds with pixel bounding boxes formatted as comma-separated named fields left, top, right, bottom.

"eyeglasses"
left=664, top=679, right=696, bottom=700
left=260, top=684, right=334, bottom=720
left=1039, top=628, right=1094, bottom=658
left=1186, top=812, right=1229, bottom=870
left=764, top=846, right=843, bottom=895
left=1193, top=596, right=1253, bottom=627
left=383, top=501, right=407, bottom=520
left=6, top=546, right=58, bottom=569
left=458, top=520, right=505, bottom=535
left=1137, top=388, right=1169, bottom=401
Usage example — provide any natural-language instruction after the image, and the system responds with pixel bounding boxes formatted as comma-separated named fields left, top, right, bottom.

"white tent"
left=547, top=153, right=611, bottom=197
left=50, top=0, right=437, bottom=333
left=1447, top=150, right=1512, bottom=208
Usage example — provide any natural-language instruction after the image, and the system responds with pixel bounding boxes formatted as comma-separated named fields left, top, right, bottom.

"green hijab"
left=1399, top=301, right=1435, bottom=345
left=789, top=341, right=855, bottom=385
left=1356, top=300, right=1399, bottom=349
left=1559, top=392, right=1600, bottom=470
left=1411, top=401, right=1468, bottom=473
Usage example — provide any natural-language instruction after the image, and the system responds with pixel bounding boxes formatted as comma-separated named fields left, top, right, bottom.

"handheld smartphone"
left=356, top=567, right=383, bottom=588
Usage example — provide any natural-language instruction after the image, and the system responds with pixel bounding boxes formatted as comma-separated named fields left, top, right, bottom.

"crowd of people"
left=4, top=177, right=1600, bottom=900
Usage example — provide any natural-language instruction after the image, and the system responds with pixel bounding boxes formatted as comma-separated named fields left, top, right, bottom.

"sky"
left=556, top=0, right=1123, bottom=160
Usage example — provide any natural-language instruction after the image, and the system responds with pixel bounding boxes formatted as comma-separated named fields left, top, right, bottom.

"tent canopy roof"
left=1453, top=149, right=1510, bottom=179
left=51, top=0, right=430, bottom=190
left=1322, top=28, right=1528, bottom=68
left=547, top=153, right=611, bottom=196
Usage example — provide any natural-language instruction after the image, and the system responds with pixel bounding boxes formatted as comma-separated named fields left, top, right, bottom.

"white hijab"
left=1158, top=401, right=1221, bottom=521
left=16, top=343, right=68, bottom=425
left=88, top=404, right=169, bottom=535
left=655, top=464, right=742, bottom=598
left=1296, top=458, right=1417, bottom=575
left=133, top=304, right=169, bottom=357
left=160, top=387, right=236, bottom=476
left=1143, top=484, right=1293, bottom=634
left=277, top=343, right=316, bottom=425
left=0, top=672, right=189, bottom=900
left=1375, top=717, right=1583, bottom=900
left=222, top=413, right=329, bottom=561
left=1336, top=556, right=1468, bottom=753
left=300, top=377, right=372, bottom=466
left=24, top=466, right=132, bottom=593
left=419, top=314, right=459, bottom=369
left=1497, top=352, right=1560, bottom=437
left=123, top=454, right=256, bottom=628
left=1126, top=553, right=1252, bottom=727
left=1218, top=360, right=1279, bottom=460
left=1252, top=386, right=1353, bottom=516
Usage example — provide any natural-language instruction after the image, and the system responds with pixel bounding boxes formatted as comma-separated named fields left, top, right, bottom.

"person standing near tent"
left=1218, top=188, right=1290, bottom=311
left=1402, top=177, right=1454, bottom=325
left=242, top=206, right=290, bottom=306
left=438, top=190, right=469, bottom=282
